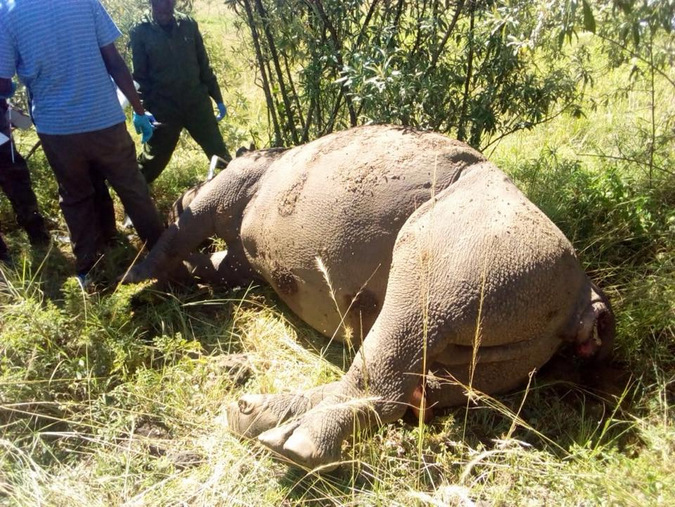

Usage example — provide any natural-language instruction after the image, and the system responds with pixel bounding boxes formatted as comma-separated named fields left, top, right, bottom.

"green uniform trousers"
left=138, top=95, right=231, bottom=185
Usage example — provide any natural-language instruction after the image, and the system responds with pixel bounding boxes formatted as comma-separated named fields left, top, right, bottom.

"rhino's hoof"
left=226, top=394, right=271, bottom=438
left=257, top=423, right=298, bottom=451
left=119, top=265, right=150, bottom=285
left=258, top=423, right=341, bottom=472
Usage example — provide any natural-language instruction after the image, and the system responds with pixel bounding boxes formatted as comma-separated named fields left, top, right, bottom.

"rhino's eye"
left=238, top=398, right=254, bottom=415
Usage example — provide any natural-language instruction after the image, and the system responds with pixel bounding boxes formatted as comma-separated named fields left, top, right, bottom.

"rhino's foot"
left=227, top=382, right=347, bottom=439
left=119, top=264, right=151, bottom=284
left=256, top=394, right=379, bottom=471
left=226, top=393, right=312, bottom=438
left=258, top=419, right=342, bottom=471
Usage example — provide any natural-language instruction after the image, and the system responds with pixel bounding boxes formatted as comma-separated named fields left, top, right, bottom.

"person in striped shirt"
left=0, top=0, right=165, bottom=285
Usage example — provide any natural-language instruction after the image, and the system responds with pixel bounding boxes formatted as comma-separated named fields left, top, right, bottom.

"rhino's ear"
left=235, top=143, right=256, bottom=158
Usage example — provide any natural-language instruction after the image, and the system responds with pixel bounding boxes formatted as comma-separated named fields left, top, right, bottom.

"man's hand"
left=216, top=102, right=227, bottom=121
left=0, top=80, right=17, bottom=100
left=133, top=111, right=156, bottom=143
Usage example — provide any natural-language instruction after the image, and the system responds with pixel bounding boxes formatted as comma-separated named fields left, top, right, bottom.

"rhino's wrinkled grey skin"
left=124, top=125, right=614, bottom=470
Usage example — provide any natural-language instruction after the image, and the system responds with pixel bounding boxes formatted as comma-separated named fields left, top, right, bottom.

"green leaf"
left=582, top=1, right=596, bottom=33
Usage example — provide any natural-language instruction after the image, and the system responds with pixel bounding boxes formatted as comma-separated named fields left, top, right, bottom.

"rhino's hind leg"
left=250, top=314, right=449, bottom=470
left=182, top=240, right=259, bottom=287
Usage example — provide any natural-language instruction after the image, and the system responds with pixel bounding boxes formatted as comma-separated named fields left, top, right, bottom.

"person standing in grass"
left=130, top=0, right=232, bottom=186
left=0, top=0, right=165, bottom=285
left=0, top=88, right=50, bottom=265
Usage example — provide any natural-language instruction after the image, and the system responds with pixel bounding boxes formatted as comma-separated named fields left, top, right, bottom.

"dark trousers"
left=39, top=122, right=164, bottom=275
left=0, top=233, right=7, bottom=259
left=139, top=96, right=231, bottom=184
left=0, top=136, right=48, bottom=249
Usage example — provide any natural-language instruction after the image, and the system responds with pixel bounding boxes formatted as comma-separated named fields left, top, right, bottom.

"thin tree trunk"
left=240, top=0, right=283, bottom=146
left=310, top=0, right=357, bottom=126
left=282, top=52, right=306, bottom=137
left=428, top=0, right=465, bottom=71
left=457, top=1, right=475, bottom=143
left=355, top=0, right=381, bottom=47
left=254, top=0, right=299, bottom=144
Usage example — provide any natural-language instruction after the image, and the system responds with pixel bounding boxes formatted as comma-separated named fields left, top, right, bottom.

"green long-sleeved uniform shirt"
left=129, top=11, right=223, bottom=117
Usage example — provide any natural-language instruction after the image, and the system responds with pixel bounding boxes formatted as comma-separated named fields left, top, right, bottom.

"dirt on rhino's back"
left=239, top=125, right=486, bottom=341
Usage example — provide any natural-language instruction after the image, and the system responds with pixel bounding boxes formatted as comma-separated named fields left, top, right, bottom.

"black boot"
left=0, top=234, right=13, bottom=266
left=22, top=213, right=50, bottom=247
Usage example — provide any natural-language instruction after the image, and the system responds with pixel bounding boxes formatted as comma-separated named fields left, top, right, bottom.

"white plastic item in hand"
left=207, top=155, right=219, bottom=181
left=116, top=81, right=141, bottom=109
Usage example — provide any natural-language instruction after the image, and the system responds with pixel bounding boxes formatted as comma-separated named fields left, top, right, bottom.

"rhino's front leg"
left=246, top=313, right=432, bottom=470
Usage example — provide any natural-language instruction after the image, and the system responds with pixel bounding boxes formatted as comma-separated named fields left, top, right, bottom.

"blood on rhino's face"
left=151, top=0, right=175, bottom=26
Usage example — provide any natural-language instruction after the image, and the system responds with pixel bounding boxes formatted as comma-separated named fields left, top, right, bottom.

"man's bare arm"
left=100, top=43, right=145, bottom=115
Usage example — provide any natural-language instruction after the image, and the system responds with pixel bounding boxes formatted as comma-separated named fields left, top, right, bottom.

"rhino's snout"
left=572, top=294, right=615, bottom=362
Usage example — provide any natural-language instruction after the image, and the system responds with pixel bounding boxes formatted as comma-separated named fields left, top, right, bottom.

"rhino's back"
left=240, top=125, right=484, bottom=339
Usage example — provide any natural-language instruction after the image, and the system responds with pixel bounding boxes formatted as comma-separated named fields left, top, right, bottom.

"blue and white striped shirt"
left=0, top=0, right=126, bottom=135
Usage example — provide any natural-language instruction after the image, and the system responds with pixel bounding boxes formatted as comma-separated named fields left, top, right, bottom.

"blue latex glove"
left=0, top=80, right=17, bottom=99
left=216, top=102, right=227, bottom=121
left=132, top=111, right=156, bottom=143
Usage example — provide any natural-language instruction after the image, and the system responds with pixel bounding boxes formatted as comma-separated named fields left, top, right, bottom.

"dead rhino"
left=123, top=125, right=615, bottom=470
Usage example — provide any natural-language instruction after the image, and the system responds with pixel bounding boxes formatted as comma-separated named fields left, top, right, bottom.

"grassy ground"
left=1, top=2, right=673, bottom=505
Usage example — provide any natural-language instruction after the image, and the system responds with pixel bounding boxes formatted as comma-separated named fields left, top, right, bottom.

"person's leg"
left=38, top=133, right=102, bottom=275
left=0, top=141, right=49, bottom=245
left=91, top=123, right=164, bottom=249
left=184, top=97, right=232, bottom=165
left=89, top=167, right=117, bottom=245
left=0, top=231, right=10, bottom=264
left=137, top=120, right=182, bottom=185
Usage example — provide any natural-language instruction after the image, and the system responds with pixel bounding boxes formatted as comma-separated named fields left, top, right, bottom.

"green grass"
left=1, top=2, right=674, bottom=505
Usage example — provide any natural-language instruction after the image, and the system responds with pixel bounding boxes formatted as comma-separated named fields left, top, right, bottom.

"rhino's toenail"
left=238, top=398, right=253, bottom=414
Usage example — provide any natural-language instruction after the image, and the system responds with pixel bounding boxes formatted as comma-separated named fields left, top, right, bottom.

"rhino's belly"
left=238, top=166, right=448, bottom=339
left=240, top=211, right=391, bottom=341
left=239, top=188, right=397, bottom=341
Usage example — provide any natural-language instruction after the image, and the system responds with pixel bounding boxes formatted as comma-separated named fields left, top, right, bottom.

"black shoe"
left=24, top=216, right=51, bottom=247
left=0, top=234, right=11, bottom=265
left=207, top=155, right=229, bottom=180
left=27, top=229, right=50, bottom=247
left=0, top=249, right=13, bottom=267
left=214, top=155, right=230, bottom=169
